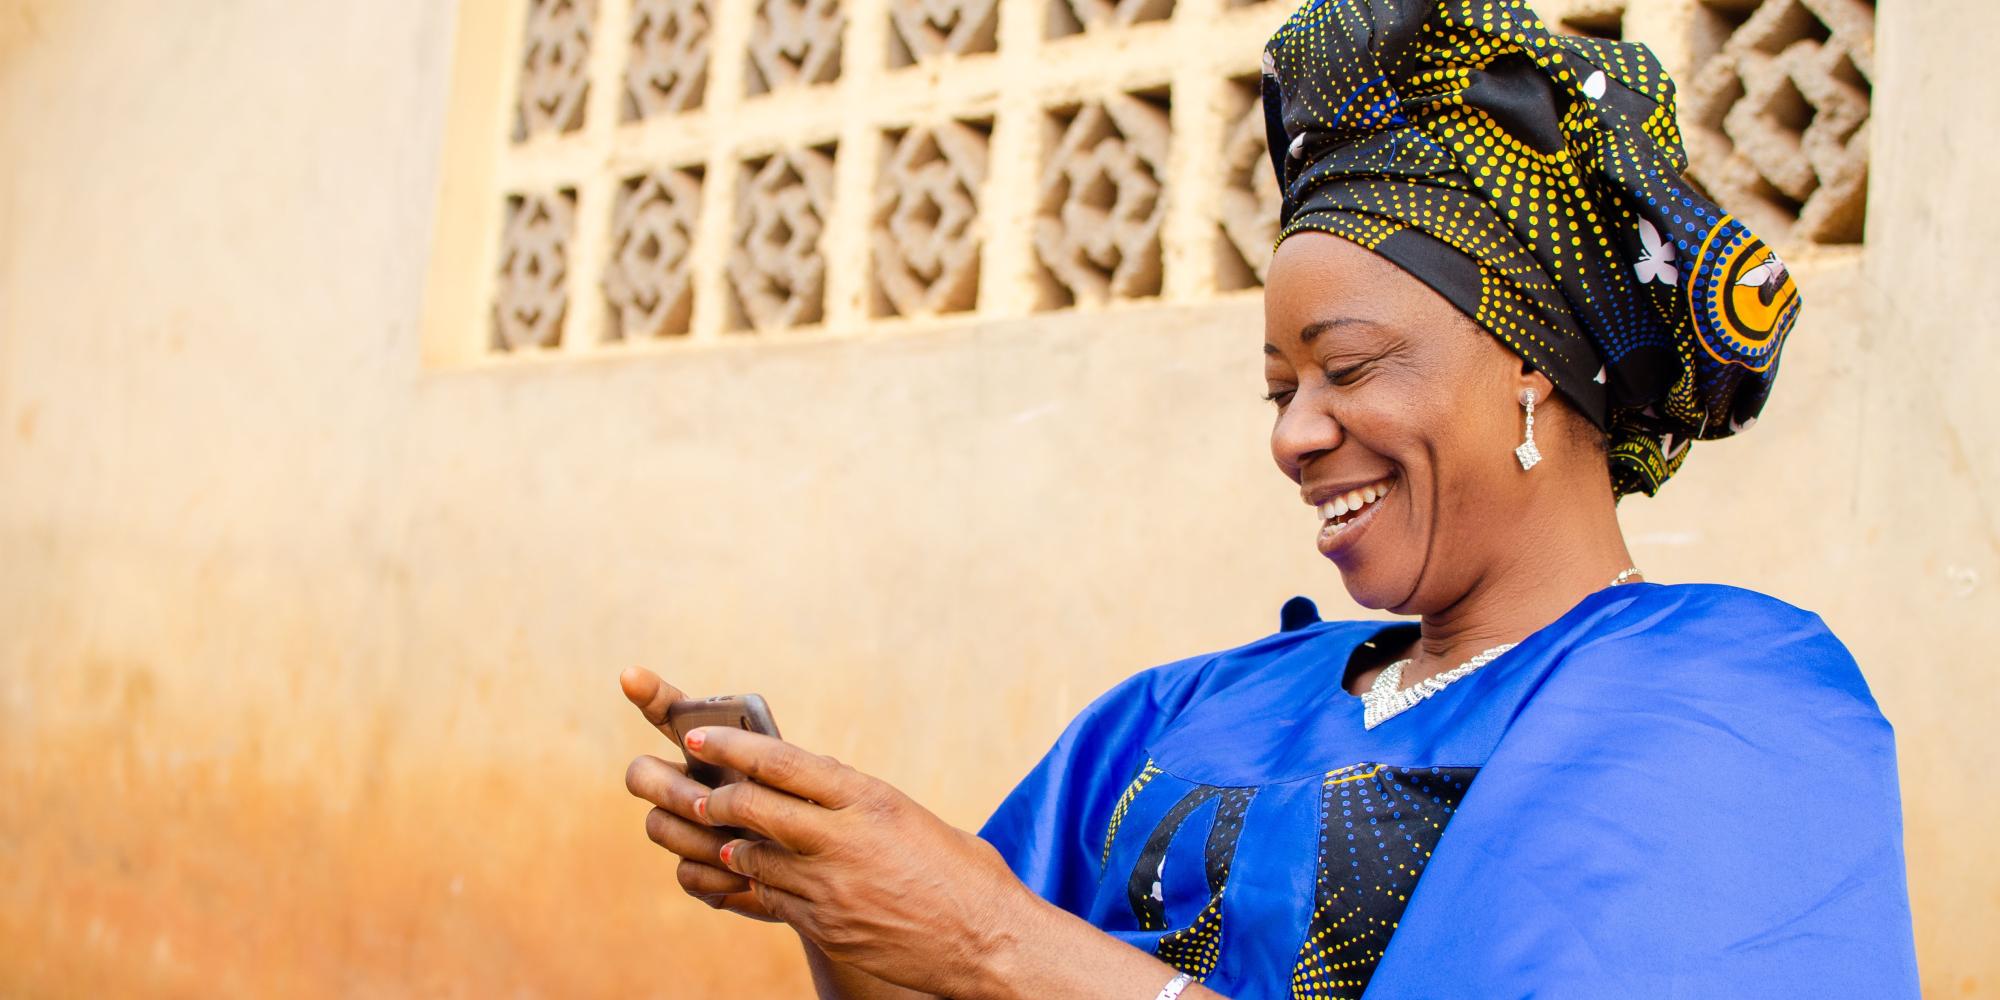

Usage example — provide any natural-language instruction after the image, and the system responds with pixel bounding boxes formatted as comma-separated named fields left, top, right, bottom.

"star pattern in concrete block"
left=874, top=121, right=988, bottom=316
left=605, top=169, right=703, bottom=339
left=1049, top=0, right=1175, bottom=39
left=515, top=0, right=598, bottom=140
left=623, top=0, right=710, bottom=120
left=747, top=0, right=845, bottom=95
left=1218, top=76, right=1281, bottom=289
left=1035, top=93, right=1171, bottom=307
left=889, top=0, right=999, bottom=66
left=730, top=146, right=837, bottom=330
left=494, top=190, right=577, bottom=350
left=1685, top=0, right=1874, bottom=244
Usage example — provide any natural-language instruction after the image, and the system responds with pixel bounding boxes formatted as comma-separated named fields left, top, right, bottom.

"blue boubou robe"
left=979, top=583, right=1919, bottom=998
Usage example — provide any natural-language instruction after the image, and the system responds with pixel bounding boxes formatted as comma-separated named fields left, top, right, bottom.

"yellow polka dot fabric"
left=1263, top=0, right=1800, bottom=496
left=1126, top=785, right=1258, bottom=982
left=1287, top=764, right=1474, bottom=999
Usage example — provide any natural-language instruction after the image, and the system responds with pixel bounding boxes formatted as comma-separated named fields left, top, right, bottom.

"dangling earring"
left=1515, top=388, right=1542, bottom=471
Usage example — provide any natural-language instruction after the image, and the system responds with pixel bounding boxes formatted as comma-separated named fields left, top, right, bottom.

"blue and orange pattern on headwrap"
left=1263, top=0, right=1800, bottom=496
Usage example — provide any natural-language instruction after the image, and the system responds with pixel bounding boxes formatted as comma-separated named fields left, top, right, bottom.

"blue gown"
left=978, top=583, right=1919, bottom=998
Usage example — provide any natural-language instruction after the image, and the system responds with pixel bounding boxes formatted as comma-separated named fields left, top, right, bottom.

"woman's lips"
left=1315, top=475, right=1396, bottom=556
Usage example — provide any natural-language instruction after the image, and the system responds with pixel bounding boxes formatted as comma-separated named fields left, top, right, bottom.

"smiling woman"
left=619, top=1, right=1917, bottom=998
left=1260, top=232, right=1630, bottom=617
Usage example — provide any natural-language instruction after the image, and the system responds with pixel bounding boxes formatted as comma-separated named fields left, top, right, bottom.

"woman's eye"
left=1325, top=363, right=1367, bottom=386
left=1263, top=387, right=1296, bottom=407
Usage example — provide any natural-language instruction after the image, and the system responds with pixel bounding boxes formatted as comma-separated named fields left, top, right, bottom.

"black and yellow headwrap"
left=1263, top=0, right=1800, bottom=496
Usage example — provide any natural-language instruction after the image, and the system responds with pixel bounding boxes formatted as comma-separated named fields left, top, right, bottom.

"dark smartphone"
left=666, top=693, right=781, bottom=790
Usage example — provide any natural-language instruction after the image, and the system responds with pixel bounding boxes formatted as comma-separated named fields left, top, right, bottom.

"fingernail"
left=684, top=729, right=706, bottom=751
left=693, top=796, right=709, bottom=822
left=718, top=842, right=735, bottom=866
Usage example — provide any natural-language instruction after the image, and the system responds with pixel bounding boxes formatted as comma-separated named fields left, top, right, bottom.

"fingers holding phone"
left=642, top=800, right=774, bottom=918
left=663, top=693, right=781, bottom=790
left=620, top=672, right=781, bottom=922
left=622, top=755, right=708, bottom=827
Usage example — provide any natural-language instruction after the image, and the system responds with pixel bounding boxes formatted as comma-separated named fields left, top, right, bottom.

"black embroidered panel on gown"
left=1101, top=625, right=1477, bottom=991
left=1290, top=764, right=1478, bottom=998
left=1125, top=785, right=1259, bottom=982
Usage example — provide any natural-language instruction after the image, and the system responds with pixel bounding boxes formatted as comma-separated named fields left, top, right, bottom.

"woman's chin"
left=1334, top=568, right=1411, bottom=613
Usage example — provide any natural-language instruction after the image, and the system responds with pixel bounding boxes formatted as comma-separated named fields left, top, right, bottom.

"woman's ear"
left=1517, top=360, right=1555, bottom=405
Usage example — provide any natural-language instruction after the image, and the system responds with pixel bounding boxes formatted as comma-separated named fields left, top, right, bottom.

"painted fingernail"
left=718, top=842, right=736, bottom=866
left=693, top=796, right=709, bottom=822
left=684, top=729, right=706, bottom=751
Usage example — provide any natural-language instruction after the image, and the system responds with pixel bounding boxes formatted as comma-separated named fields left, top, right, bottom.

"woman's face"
left=1263, top=232, right=1550, bottom=614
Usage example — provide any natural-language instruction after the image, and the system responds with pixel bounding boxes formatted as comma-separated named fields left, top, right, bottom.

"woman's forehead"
left=1265, top=234, right=1456, bottom=344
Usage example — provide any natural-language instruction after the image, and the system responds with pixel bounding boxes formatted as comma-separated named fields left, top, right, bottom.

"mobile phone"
left=666, top=693, right=781, bottom=790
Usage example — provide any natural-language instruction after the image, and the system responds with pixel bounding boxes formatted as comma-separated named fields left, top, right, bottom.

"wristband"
left=1156, top=972, right=1195, bottom=1000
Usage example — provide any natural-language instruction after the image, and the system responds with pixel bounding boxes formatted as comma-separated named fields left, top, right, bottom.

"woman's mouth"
left=1314, top=474, right=1397, bottom=555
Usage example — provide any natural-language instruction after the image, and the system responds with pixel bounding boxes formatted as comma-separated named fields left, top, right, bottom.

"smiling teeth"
left=1318, top=477, right=1396, bottom=523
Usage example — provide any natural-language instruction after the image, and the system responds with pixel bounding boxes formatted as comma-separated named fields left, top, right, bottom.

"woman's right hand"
left=621, top=668, right=940, bottom=1000
left=620, top=667, right=778, bottom=922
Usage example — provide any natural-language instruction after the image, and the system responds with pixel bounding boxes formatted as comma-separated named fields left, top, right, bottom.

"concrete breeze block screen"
left=418, top=0, right=1873, bottom=365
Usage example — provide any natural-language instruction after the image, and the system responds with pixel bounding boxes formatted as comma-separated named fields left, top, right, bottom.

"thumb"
left=621, top=666, right=689, bottom=741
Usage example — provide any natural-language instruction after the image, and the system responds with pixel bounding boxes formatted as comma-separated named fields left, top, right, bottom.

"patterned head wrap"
left=1262, top=0, right=1800, bottom=496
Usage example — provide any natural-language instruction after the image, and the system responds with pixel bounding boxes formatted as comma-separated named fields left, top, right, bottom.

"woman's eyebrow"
left=1299, top=317, right=1379, bottom=345
left=1265, top=316, right=1381, bottom=355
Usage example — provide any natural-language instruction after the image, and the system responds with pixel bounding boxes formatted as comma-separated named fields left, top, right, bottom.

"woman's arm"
left=801, top=936, right=936, bottom=999
left=794, top=892, right=1224, bottom=1000
left=968, top=901, right=1229, bottom=1000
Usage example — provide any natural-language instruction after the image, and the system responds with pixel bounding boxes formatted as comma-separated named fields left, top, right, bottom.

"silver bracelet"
left=1156, top=972, right=1195, bottom=1000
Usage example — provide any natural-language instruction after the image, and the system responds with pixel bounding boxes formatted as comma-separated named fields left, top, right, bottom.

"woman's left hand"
left=665, top=724, right=1039, bottom=998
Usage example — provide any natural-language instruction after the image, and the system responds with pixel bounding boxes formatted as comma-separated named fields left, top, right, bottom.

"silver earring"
left=1516, top=388, right=1542, bottom=470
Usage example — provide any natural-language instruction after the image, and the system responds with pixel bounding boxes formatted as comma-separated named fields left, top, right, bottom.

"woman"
left=620, top=1, right=1918, bottom=996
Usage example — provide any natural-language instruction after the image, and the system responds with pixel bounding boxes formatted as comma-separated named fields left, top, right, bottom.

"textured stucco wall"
left=2, top=1, right=1995, bottom=997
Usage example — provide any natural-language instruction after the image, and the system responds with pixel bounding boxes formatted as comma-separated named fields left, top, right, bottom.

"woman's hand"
left=620, top=668, right=778, bottom=923
left=622, top=668, right=1228, bottom=1000
left=664, top=717, right=1044, bottom=997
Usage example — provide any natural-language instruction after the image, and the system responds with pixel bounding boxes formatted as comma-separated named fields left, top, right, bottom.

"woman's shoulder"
left=1609, top=579, right=1827, bottom=623
left=1588, top=581, right=1855, bottom=661
left=1554, top=581, right=1886, bottom=725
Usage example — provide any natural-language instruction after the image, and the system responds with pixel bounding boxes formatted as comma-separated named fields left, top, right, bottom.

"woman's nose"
left=1270, top=394, right=1342, bottom=478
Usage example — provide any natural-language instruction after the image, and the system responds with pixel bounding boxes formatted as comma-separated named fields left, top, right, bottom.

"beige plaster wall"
left=1, top=1, right=1994, bottom=997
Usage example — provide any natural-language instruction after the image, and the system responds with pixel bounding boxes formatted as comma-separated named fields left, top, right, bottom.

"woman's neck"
left=1407, top=475, right=1636, bottom=685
